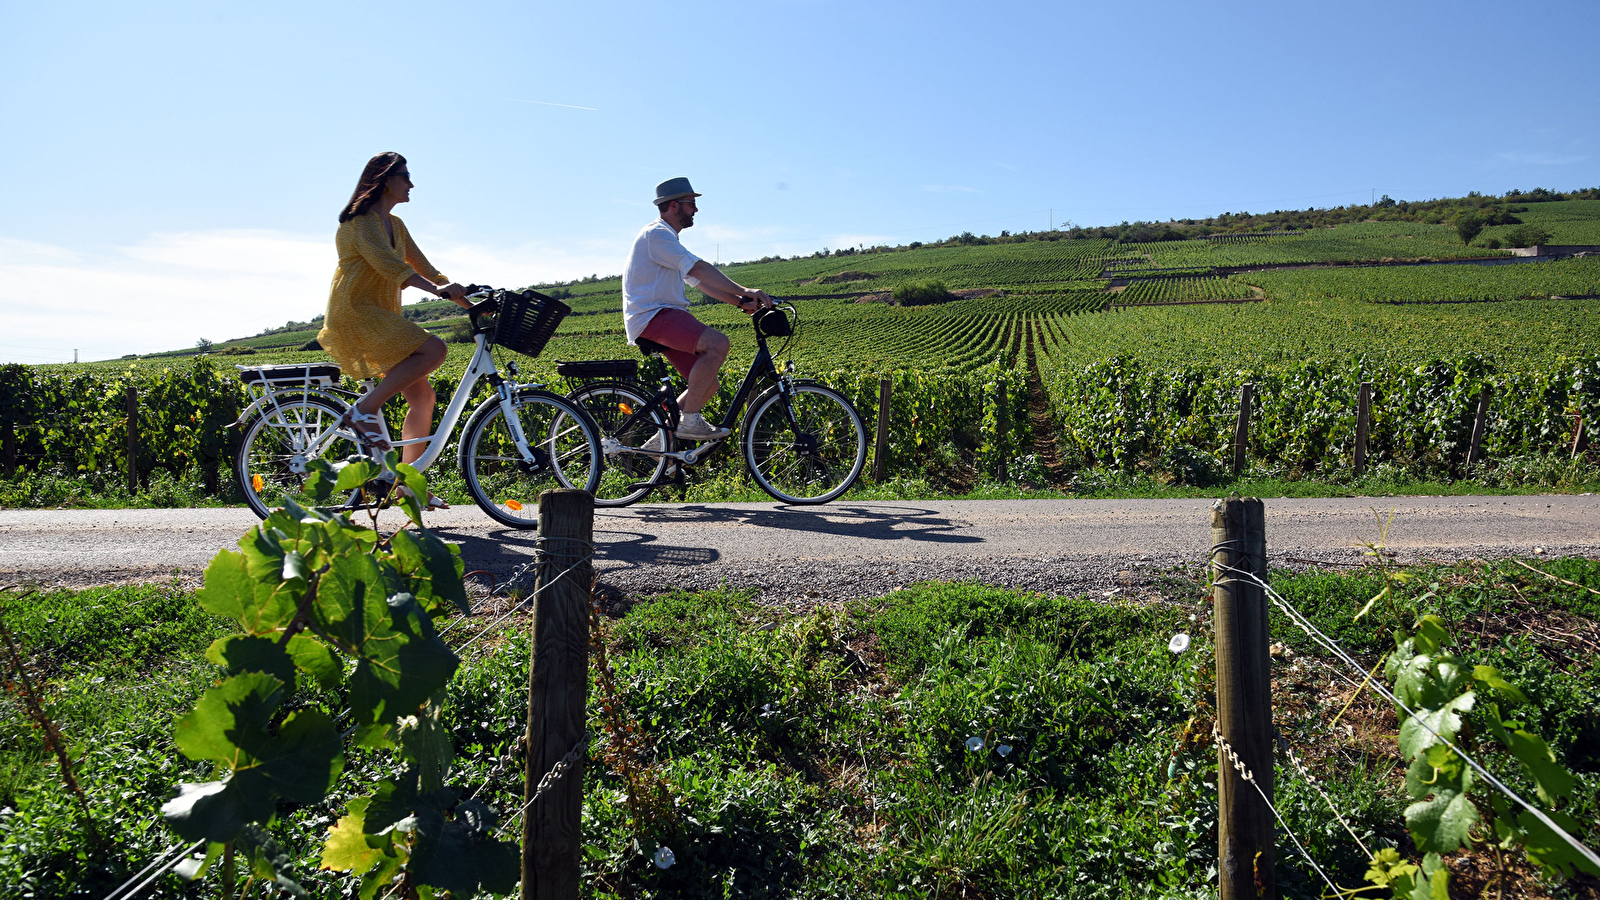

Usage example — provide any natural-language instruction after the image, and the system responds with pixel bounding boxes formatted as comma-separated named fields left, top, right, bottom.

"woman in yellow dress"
left=318, top=152, right=469, bottom=496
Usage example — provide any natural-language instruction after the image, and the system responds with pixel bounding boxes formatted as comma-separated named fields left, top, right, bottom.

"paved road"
left=2, top=496, right=1596, bottom=600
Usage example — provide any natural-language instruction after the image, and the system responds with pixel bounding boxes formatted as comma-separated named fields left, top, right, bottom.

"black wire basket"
left=492, top=290, right=571, bottom=357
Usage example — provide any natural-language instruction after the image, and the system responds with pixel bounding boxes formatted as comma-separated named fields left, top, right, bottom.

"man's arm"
left=687, top=260, right=775, bottom=310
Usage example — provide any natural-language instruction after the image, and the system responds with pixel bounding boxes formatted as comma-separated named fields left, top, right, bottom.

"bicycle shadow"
left=602, top=502, right=982, bottom=546
left=437, top=503, right=979, bottom=577
left=435, top=522, right=723, bottom=574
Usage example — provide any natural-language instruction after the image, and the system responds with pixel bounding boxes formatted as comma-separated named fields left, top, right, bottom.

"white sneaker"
left=675, top=411, right=730, bottom=441
left=642, top=430, right=666, bottom=452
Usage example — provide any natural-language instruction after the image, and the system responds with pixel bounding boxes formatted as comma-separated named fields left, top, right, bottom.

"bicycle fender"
left=230, top=389, right=351, bottom=427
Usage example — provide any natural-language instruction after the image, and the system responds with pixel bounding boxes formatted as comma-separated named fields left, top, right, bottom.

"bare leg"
left=397, top=377, right=437, bottom=465
left=356, top=337, right=448, bottom=464
left=677, top=328, right=729, bottom=414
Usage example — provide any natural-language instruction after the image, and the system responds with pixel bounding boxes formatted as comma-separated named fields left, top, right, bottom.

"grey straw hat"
left=653, top=176, right=701, bottom=206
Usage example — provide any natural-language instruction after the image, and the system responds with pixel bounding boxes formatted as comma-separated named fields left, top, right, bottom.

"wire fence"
left=1204, top=548, right=1600, bottom=892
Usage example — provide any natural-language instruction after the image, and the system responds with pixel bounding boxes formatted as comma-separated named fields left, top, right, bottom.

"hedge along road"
left=1, top=496, right=1597, bottom=603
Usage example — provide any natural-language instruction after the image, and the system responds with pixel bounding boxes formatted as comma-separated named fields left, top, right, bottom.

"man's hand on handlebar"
left=736, top=290, right=776, bottom=313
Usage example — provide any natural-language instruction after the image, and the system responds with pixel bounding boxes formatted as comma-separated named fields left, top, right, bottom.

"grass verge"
left=0, top=562, right=1596, bottom=897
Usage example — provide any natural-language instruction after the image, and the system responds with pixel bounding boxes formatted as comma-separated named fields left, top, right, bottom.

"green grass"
left=2, top=560, right=1597, bottom=897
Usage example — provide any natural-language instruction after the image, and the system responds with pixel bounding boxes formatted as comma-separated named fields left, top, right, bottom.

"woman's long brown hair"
left=338, top=152, right=406, bottom=223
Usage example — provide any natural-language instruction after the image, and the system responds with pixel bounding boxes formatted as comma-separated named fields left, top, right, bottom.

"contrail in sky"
left=510, top=98, right=599, bottom=111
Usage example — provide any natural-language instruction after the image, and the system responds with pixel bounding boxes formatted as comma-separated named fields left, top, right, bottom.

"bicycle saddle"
left=634, top=337, right=669, bottom=356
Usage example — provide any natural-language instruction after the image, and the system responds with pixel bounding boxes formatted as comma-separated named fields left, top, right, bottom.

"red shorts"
left=638, top=308, right=710, bottom=379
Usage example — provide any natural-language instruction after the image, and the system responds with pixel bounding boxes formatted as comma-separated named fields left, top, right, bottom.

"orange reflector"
left=506, top=499, right=523, bottom=511
left=619, top=403, right=634, bottom=415
left=251, top=474, right=264, bottom=492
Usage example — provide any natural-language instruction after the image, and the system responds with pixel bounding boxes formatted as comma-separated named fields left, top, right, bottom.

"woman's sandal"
left=396, top=484, right=450, bottom=511
left=339, top=406, right=391, bottom=451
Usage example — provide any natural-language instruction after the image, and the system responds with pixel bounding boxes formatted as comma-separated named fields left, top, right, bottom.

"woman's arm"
left=397, top=219, right=468, bottom=306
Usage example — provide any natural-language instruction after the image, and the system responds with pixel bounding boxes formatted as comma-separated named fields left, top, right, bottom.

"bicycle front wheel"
left=563, top=381, right=673, bottom=507
left=459, top=390, right=602, bottom=529
left=236, top=396, right=362, bottom=519
left=742, top=382, right=867, bottom=504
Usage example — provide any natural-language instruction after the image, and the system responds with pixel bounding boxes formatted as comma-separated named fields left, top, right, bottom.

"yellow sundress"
left=317, top=211, right=448, bottom=379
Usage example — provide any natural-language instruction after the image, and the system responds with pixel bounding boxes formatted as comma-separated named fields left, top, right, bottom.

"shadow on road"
left=438, top=502, right=978, bottom=577
left=608, top=502, right=980, bottom=545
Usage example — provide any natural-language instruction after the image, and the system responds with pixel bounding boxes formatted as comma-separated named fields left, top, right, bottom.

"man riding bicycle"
left=622, top=176, right=776, bottom=441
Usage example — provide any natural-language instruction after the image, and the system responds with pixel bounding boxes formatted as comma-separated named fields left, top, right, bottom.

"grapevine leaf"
left=162, top=778, right=271, bottom=843
left=238, top=823, right=309, bottom=898
left=1399, top=691, right=1474, bottom=761
left=174, top=671, right=285, bottom=763
left=282, top=550, right=309, bottom=586
left=393, top=461, right=427, bottom=525
left=240, top=525, right=290, bottom=580
left=407, top=802, right=519, bottom=897
left=395, top=702, right=454, bottom=790
left=348, top=592, right=458, bottom=727
left=302, top=459, right=339, bottom=504
left=1363, top=847, right=1417, bottom=888
left=390, top=529, right=469, bottom=616
left=205, top=635, right=296, bottom=686
left=198, top=550, right=297, bottom=636
left=320, top=797, right=385, bottom=874
left=335, top=459, right=382, bottom=491
left=1404, top=769, right=1478, bottom=853
left=287, top=634, right=341, bottom=688
left=315, top=548, right=389, bottom=650
left=172, top=672, right=343, bottom=827
left=1413, top=615, right=1448, bottom=655
left=356, top=853, right=408, bottom=900
left=1516, top=806, right=1600, bottom=878
left=1472, top=665, right=1528, bottom=704
left=1412, top=853, right=1450, bottom=900
left=1503, top=728, right=1574, bottom=805
left=364, top=769, right=422, bottom=833
left=174, top=841, right=222, bottom=882
left=412, top=829, right=520, bottom=896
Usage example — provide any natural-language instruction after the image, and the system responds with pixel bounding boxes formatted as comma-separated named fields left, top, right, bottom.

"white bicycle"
left=231, top=287, right=602, bottom=528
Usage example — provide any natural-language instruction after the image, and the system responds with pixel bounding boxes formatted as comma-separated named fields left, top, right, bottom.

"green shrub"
left=1504, top=224, right=1554, bottom=248
left=893, top=279, right=952, bottom=306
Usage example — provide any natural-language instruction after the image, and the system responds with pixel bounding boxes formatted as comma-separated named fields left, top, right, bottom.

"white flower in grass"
left=965, top=736, right=985, bottom=752
left=996, top=744, right=1013, bottom=758
left=1168, top=633, right=1191, bottom=654
left=653, top=845, right=676, bottom=869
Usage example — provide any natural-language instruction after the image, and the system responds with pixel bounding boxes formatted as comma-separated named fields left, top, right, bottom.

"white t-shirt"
left=622, top=218, right=702, bottom=343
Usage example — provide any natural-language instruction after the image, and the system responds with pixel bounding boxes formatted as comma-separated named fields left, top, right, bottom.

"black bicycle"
left=555, top=303, right=868, bottom=506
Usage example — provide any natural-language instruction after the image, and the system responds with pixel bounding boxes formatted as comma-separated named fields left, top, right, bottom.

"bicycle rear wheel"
left=742, top=382, right=867, bottom=504
left=236, top=396, right=362, bottom=519
left=563, top=382, right=673, bottom=507
left=459, top=390, right=602, bottom=529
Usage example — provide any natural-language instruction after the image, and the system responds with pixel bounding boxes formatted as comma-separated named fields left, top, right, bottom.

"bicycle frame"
left=239, top=331, right=537, bottom=475
left=367, top=332, right=525, bottom=473
left=605, top=313, right=793, bottom=468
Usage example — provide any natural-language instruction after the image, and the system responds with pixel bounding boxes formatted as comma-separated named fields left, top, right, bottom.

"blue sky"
left=1, top=0, right=1595, bottom=363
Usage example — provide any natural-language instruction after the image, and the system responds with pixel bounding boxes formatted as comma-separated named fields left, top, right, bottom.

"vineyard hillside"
left=12, top=196, right=1600, bottom=500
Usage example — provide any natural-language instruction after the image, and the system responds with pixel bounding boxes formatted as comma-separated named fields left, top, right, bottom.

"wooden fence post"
left=1466, top=386, right=1492, bottom=469
left=1573, top=414, right=1588, bottom=460
left=2, top=419, right=14, bottom=477
left=996, top=379, right=1008, bottom=482
left=522, top=490, right=592, bottom=900
left=1232, top=383, right=1253, bottom=477
left=1354, top=382, right=1371, bottom=478
left=125, top=386, right=139, bottom=494
left=1213, top=497, right=1273, bottom=900
left=872, top=376, right=891, bottom=482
